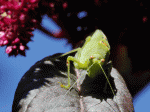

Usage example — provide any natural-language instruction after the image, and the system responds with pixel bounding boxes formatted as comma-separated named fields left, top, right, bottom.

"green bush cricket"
left=58, top=29, right=115, bottom=96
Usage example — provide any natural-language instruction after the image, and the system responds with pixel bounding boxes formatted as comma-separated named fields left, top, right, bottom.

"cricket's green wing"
left=74, top=30, right=110, bottom=68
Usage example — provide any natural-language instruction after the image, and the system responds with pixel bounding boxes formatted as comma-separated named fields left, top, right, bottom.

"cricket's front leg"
left=58, top=56, right=84, bottom=89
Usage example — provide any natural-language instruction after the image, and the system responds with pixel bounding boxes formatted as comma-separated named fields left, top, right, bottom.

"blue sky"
left=0, top=13, right=150, bottom=112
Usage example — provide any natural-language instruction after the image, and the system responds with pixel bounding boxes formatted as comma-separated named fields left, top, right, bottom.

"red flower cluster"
left=0, top=0, right=39, bottom=56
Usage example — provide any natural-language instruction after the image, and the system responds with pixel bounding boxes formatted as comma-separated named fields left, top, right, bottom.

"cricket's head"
left=91, top=29, right=110, bottom=50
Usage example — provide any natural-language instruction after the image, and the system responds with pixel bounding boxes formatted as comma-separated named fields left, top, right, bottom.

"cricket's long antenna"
left=52, top=63, right=94, bottom=110
left=52, top=63, right=120, bottom=111
left=52, top=71, right=85, bottom=110
left=98, top=63, right=115, bottom=96
left=98, top=63, right=121, bottom=112
left=52, top=78, right=79, bottom=110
